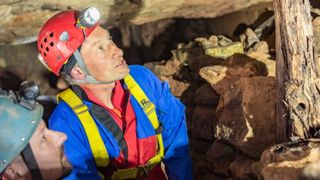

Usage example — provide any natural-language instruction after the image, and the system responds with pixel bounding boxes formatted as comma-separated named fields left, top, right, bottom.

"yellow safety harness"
left=57, top=74, right=164, bottom=179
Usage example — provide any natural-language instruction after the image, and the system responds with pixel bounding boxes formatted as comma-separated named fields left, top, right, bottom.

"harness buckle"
left=72, top=103, right=88, bottom=114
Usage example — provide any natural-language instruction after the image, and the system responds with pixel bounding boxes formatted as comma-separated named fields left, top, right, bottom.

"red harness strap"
left=82, top=81, right=166, bottom=179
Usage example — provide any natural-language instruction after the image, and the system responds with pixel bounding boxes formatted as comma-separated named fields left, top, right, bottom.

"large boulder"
left=192, top=105, right=217, bottom=140
left=214, top=76, right=276, bottom=158
left=254, top=139, right=320, bottom=180
left=206, top=140, right=237, bottom=176
left=199, top=54, right=268, bottom=94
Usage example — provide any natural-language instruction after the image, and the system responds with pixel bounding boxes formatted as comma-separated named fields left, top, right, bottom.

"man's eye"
left=41, top=135, right=46, bottom=142
left=98, top=46, right=104, bottom=51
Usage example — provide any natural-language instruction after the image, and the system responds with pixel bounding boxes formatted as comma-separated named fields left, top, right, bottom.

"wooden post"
left=274, top=0, right=320, bottom=142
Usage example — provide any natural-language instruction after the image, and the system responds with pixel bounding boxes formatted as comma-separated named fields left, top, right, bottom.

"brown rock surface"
left=194, top=83, right=220, bottom=105
left=206, top=141, right=237, bottom=176
left=199, top=54, right=268, bottom=94
left=192, top=105, right=217, bottom=140
left=254, top=139, right=320, bottom=180
left=215, top=76, right=276, bottom=158
left=229, top=155, right=257, bottom=180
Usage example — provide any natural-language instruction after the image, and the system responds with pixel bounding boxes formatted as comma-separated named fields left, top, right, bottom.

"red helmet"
left=37, top=8, right=99, bottom=75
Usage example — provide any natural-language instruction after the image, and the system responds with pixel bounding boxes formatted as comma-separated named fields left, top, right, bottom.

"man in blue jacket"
left=36, top=7, right=192, bottom=179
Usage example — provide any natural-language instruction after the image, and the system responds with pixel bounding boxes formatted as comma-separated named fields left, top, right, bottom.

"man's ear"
left=70, top=66, right=86, bottom=80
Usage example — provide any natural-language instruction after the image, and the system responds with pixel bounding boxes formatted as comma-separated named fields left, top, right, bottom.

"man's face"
left=29, top=121, right=72, bottom=179
left=80, top=26, right=129, bottom=83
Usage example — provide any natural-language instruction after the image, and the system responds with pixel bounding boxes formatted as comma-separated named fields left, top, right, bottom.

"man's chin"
left=61, top=156, right=73, bottom=177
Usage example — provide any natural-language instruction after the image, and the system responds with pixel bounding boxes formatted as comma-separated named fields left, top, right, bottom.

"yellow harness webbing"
left=110, top=75, right=165, bottom=179
left=57, top=74, right=164, bottom=179
left=57, top=89, right=109, bottom=167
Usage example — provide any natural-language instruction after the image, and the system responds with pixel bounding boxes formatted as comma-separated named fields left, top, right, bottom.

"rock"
left=185, top=105, right=194, bottom=132
left=163, top=58, right=183, bottom=76
left=254, top=139, right=320, bottom=180
left=229, top=155, right=257, bottom=180
left=188, top=54, right=223, bottom=81
left=195, top=37, right=211, bottom=48
left=199, top=65, right=228, bottom=93
left=199, top=54, right=269, bottom=94
left=246, top=52, right=275, bottom=77
left=0, top=68, right=22, bottom=90
left=192, top=151, right=209, bottom=179
left=206, top=141, right=237, bottom=176
left=194, top=83, right=220, bottom=105
left=144, top=61, right=166, bottom=77
left=0, top=0, right=273, bottom=44
left=313, top=17, right=320, bottom=55
left=217, top=35, right=233, bottom=46
left=300, top=161, right=320, bottom=180
left=160, top=76, right=190, bottom=98
left=252, top=41, right=269, bottom=54
left=202, top=173, right=226, bottom=180
left=205, top=42, right=244, bottom=59
left=240, top=28, right=259, bottom=49
left=172, top=46, right=203, bottom=64
left=192, top=105, right=217, bottom=140
left=0, top=57, right=7, bottom=68
left=214, top=76, right=276, bottom=158
left=190, top=138, right=212, bottom=153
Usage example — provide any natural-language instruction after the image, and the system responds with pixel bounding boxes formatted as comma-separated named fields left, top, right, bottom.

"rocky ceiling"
left=0, top=0, right=272, bottom=45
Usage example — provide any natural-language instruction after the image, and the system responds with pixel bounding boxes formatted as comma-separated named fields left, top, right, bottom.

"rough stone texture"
left=206, top=141, right=237, bottom=176
left=252, top=41, right=269, bottom=54
left=199, top=54, right=269, bottom=94
left=229, top=155, right=258, bottom=180
left=0, top=43, right=58, bottom=95
left=190, top=138, right=212, bottom=153
left=254, top=139, right=320, bottom=180
left=192, top=105, right=216, bottom=140
left=205, top=42, right=244, bottom=59
left=214, top=76, right=276, bottom=158
left=202, top=173, right=226, bottom=180
left=192, top=151, right=209, bottom=179
left=194, top=83, right=220, bottom=105
left=0, top=67, right=22, bottom=90
left=188, top=54, right=223, bottom=81
left=246, top=52, right=275, bottom=77
left=313, top=17, right=320, bottom=55
left=0, top=0, right=272, bottom=45
left=300, top=161, right=320, bottom=180
left=240, top=28, right=260, bottom=49
left=160, top=76, right=190, bottom=98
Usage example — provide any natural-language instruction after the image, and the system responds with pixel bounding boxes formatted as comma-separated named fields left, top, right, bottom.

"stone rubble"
left=144, top=14, right=320, bottom=179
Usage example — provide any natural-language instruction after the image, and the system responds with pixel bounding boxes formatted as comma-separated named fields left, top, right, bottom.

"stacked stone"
left=145, top=28, right=277, bottom=179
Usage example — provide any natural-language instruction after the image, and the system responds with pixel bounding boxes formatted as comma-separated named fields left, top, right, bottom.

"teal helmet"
left=0, top=93, right=43, bottom=173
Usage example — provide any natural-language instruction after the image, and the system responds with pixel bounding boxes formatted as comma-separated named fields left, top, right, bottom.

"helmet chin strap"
left=72, top=49, right=113, bottom=84
left=21, top=143, right=43, bottom=180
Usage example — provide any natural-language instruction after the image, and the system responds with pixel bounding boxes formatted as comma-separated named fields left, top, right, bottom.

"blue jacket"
left=49, top=65, right=192, bottom=180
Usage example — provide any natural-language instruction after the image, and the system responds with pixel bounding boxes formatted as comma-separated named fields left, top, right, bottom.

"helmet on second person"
left=37, top=7, right=100, bottom=75
left=0, top=92, right=43, bottom=173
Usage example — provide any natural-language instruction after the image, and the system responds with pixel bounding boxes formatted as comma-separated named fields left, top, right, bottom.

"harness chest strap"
left=57, top=74, right=165, bottom=179
left=111, top=75, right=165, bottom=179
left=57, top=88, right=109, bottom=167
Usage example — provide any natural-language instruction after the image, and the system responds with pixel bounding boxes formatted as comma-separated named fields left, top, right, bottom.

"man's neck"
left=80, top=82, right=116, bottom=109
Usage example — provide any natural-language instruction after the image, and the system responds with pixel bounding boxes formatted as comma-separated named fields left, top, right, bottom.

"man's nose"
left=49, top=130, right=67, bottom=146
left=111, top=42, right=123, bottom=59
